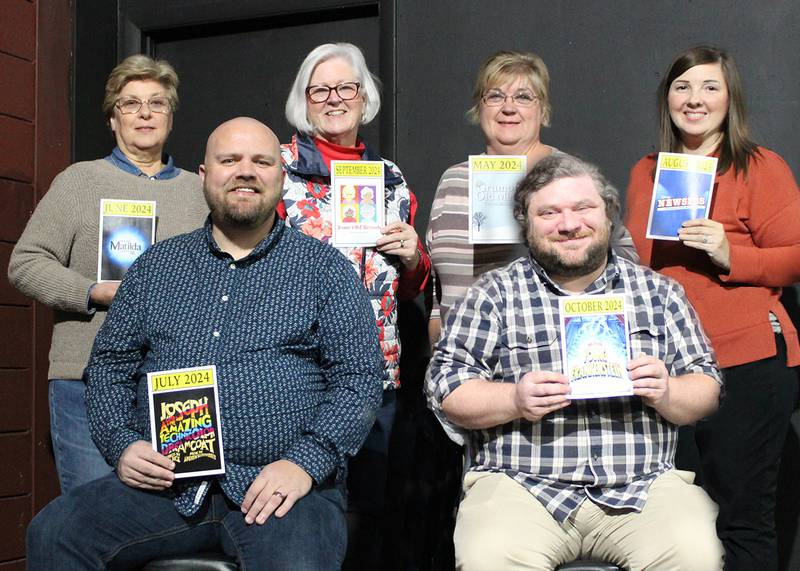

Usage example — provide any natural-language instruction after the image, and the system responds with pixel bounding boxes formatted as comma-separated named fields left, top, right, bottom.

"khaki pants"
left=454, top=470, right=723, bottom=571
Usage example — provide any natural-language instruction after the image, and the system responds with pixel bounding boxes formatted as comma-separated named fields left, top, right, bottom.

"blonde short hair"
left=467, top=50, right=551, bottom=127
left=285, top=43, right=381, bottom=136
left=102, top=54, right=179, bottom=121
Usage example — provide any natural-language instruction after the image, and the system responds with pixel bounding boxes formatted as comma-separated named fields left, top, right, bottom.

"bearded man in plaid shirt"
left=426, top=154, right=724, bottom=571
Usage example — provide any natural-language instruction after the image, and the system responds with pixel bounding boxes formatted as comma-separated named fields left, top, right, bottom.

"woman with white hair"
left=279, top=42, right=430, bottom=568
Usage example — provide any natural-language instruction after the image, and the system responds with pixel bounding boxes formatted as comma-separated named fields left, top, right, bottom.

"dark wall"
left=394, top=0, right=800, bottom=227
left=70, top=1, right=800, bottom=569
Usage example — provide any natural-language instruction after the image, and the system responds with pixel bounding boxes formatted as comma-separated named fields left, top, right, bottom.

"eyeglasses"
left=115, top=96, right=172, bottom=115
left=305, top=82, right=361, bottom=103
left=481, top=89, right=539, bottom=107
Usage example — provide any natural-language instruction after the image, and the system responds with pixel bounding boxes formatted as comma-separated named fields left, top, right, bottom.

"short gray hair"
left=513, top=154, right=620, bottom=234
left=285, top=43, right=381, bottom=136
left=103, top=54, right=179, bottom=122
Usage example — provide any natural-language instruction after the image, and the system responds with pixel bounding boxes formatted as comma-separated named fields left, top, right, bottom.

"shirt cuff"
left=281, top=436, right=338, bottom=485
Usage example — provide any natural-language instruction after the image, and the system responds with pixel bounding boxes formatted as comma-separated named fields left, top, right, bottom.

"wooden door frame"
left=116, top=0, right=397, bottom=159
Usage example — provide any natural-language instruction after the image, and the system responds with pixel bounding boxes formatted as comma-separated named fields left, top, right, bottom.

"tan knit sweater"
left=8, top=159, right=208, bottom=380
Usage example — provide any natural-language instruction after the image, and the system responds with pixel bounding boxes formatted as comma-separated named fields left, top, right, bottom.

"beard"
left=203, top=182, right=279, bottom=229
left=528, top=222, right=611, bottom=279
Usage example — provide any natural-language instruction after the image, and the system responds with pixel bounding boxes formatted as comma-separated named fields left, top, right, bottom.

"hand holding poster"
left=147, top=365, right=225, bottom=479
left=559, top=294, right=633, bottom=399
left=331, top=160, right=385, bottom=247
left=97, top=199, right=156, bottom=281
left=468, top=155, right=526, bottom=244
left=646, top=152, right=717, bottom=240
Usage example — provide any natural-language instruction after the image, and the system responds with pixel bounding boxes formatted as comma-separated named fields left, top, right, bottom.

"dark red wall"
left=0, top=1, right=71, bottom=568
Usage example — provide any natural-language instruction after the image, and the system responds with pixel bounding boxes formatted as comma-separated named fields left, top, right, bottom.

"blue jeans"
left=26, top=473, right=347, bottom=570
left=49, top=379, right=114, bottom=493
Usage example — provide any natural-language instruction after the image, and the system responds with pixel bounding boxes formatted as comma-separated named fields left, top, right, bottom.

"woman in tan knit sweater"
left=7, top=55, right=207, bottom=493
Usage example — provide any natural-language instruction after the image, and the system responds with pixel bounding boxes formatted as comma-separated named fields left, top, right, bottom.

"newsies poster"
left=147, top=365, right=225, bottom=478
left=646, top=152, right=717, bottom=240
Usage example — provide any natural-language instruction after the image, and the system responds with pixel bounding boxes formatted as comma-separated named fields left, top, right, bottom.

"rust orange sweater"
left=625, top=147, right=800, bottom=369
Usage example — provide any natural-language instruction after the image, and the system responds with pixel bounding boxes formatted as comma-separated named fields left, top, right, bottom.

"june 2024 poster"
left=646, top=152, right=717, bottom=240
left=330, top=160, right=385, bottom=247
left=97, top=199, right=156, bottom=281
left=559, top=294, right=633, bottom=399
left=468, top=155, right=526, bottom=244
left=147, top=365, right=225, bottom=479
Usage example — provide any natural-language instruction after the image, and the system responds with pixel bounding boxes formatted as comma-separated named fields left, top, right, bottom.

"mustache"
left=223, top=182, right=266, bottom=194
left=551, top=231, right=592, bottom=242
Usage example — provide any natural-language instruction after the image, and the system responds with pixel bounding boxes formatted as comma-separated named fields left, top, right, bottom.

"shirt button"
left=592, top=453, right=600, bottom=462
left=229, top=263, right=236, bottom=270
left=212, top=331, right=220, bottom=338
left=221, top=295, right=229, bottom=302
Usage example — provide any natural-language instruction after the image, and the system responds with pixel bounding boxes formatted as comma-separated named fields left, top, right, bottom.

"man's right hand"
left=514, top=371, right=572, bottom=422
left=90, top=281, right=120, bottom=307
left=117, top=440, right=175, bottom=490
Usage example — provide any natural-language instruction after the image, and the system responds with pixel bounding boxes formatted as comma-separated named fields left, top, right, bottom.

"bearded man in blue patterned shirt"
left=26, top=117, right=384, bottom=570
left=426, top=154, right=725, bottom=570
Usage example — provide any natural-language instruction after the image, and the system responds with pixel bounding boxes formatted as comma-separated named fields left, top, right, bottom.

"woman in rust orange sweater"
left=625, top=45, right=800, bottom=571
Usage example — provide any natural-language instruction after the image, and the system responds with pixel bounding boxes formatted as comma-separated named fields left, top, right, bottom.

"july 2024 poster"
left=147, top=365, right=225, bottom=479
left=559, top=294, right=633, bottom=399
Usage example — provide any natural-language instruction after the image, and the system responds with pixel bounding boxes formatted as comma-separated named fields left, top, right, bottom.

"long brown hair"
left=658, top=45, right=759, bottom=177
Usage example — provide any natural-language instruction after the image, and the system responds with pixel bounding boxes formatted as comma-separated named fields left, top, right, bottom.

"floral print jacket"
left=279, top=134, right=430, bottom=389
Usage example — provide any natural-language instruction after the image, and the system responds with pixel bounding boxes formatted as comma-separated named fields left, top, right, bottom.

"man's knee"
left=455, top=523, right=564, bottom=571
left=630, top=525, right=723, bottom=571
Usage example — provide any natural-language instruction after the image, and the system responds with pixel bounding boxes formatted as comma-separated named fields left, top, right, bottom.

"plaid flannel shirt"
left=426, top=253, right=721, bottom=523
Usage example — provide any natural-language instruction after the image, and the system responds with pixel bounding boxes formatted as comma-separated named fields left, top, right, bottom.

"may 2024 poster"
left=467, top=155, right=526, bottom=244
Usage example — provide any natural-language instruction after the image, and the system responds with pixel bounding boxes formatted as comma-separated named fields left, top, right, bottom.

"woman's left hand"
left=376, top=221, right=420, bottom=270
left=677, top=218, right=730, bottom=271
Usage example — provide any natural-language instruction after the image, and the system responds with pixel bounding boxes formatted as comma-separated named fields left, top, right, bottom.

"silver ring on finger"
left=703, top=235, right=708, bottom=244
left=400, top=239, right=405, bottom=248
left=273, top=490, right=286, bottom=501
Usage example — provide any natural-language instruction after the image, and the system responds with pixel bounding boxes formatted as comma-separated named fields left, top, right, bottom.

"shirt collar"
left=106, top=146, right=180, bottom=180
left=286, top=133, right=403, bottom=186
left=527, top=248, right=620, bottom=295
left=202, top=214, right=285, bottom=264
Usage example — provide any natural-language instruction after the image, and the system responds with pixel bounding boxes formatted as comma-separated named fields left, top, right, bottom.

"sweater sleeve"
left=84, top=254, right=150, bottom=466
left=722, top=150, right=800, bottom=287
left=281, top=251, right=383, bottom=484
left=8, top=166, right=97, bottom=314
left=424, top=170, right=448, bottom=322
left=397, top=190, right=431, bottom=300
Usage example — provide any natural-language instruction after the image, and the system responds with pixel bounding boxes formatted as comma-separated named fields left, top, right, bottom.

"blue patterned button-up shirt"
left=426, top=253, right=721, bottom=523
left=85, top=218, right=383, bottom=516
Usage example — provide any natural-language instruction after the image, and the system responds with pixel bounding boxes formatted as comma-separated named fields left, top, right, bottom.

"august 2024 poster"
left=646, top=152, right=717, bottom=240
